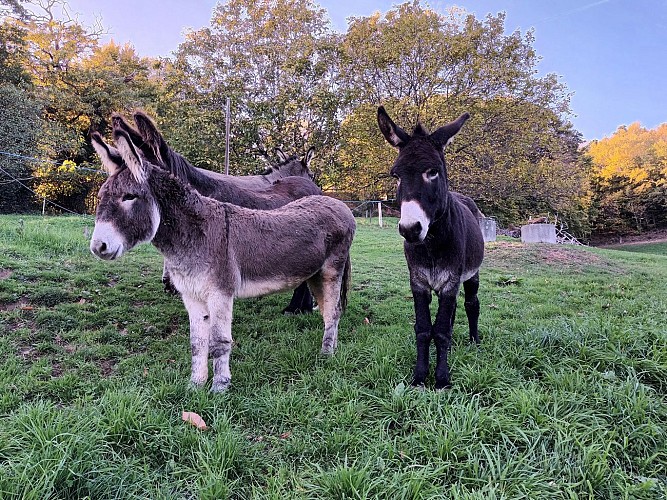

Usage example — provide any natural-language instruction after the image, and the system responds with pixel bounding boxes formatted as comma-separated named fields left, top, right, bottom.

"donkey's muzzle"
left=90, top=239, right=120, bottom=260
left=399, top=222, right=424, bottom=243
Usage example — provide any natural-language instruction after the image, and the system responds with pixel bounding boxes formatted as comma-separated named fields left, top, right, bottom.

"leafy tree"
left=0, top=13, right=40, bottom=213
left=166, top=0, right=343, bottom=179
left=0, top=83, right=42, bottom=213
left=337, top=2, right=588, bottom=230
left=2, top=0, right=164, bottom=212
left=587, top=123, right=667, bottom=235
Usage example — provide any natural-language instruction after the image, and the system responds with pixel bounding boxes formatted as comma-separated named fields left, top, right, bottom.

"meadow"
left=0, top=214, right=666, bottom=499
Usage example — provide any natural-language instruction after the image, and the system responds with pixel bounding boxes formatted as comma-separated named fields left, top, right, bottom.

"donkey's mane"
left=259, top=154, right=300, bottom=176
left=275, top=155, right=299, bottom=167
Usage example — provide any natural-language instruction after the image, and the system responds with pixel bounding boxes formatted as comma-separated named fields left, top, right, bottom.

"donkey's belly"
left=235, top=276, right=307, bottom=299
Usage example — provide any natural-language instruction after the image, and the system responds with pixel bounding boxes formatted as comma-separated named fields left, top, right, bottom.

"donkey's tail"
left=340, top=254, right=352, bottom=313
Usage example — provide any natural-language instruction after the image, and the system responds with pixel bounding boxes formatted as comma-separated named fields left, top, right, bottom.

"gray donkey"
left=90, top=130, right=356, bottom=392
left=111, top=111, right=319, bottom=314
left=89, top=130, right=356, bottom=392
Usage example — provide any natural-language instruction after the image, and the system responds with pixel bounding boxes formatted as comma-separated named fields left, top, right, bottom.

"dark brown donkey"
left=377, top=106, right=484, bottom=390
left=90, top=130, right=355, bottom=392
left=111, top=111, right=317, bottom=314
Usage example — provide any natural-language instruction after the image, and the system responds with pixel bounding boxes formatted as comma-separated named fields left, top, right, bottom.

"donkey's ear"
left=275, top=148, right=289, bottom=163
left=133, top=111, right=168, bottom=165
left=303, top=147, right=315, bottom=167
left=113, top=129, right=145, bottom=183
left=377, top=106, right=410, bottom=148
left=91, top=132, right=123, bottom=175
left=111, top=113, right=144, bottom=145
left=429, top=112, right=470, bottom=149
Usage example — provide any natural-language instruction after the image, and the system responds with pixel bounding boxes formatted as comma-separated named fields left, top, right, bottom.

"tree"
left=2, top=0, right=165, bottom=213
left=0, top=11, right=41, bottom=213
left=336, top=2, right=587, bottom=229
left=166, top=0, right=343, bottom=180
left=587, top=123, right=667, bottom=235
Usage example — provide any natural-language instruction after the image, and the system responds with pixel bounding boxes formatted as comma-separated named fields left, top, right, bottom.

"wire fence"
left=0, top=149, right=105, bottom=218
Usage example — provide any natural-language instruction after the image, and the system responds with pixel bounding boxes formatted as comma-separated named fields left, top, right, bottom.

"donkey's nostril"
left=99, top=242, right=107, bottom=253
left=399, top=221, right=423, bottom=242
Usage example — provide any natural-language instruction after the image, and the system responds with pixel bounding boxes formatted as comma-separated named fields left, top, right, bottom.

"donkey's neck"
left=148, top=169, right=219, bottom=259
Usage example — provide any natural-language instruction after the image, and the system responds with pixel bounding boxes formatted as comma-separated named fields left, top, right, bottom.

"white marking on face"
left=399, top=200, right=430, bottom=241
left=423, top=169, right=439, bottom=182
left=90, top=221, right=126, bottom=260
left=147, top=201, right=160, bottom=242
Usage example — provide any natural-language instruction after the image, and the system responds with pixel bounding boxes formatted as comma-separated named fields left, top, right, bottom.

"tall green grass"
left=1, top=215, right=666, bottom=498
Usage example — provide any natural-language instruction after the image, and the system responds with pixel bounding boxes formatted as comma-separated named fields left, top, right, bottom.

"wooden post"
left=378, top=201, right=383, bottom=227
left=224, top=97, right=230, bottom=175
left=42, top=197, right=46, bottom=216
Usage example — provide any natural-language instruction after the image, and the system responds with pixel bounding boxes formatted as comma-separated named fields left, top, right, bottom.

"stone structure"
left=521, top=223, right=557, bottom=244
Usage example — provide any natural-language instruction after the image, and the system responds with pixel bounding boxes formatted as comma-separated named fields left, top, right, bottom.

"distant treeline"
left=1, top=0, right=664, bottom=237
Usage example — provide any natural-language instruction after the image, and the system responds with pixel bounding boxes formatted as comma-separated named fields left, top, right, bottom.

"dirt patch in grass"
left=0, top=299, right=30, bottom=312
left=484, top=241, right=620, bottom=273
left=0, top=269, right=12, bottom=280
left=51, top=361, right=64, bottom=377
left=54, top=334, right=77, bottom=354
left=18, top=345, right=39, bottom=361
left=99, top=359, right=117, bottom=377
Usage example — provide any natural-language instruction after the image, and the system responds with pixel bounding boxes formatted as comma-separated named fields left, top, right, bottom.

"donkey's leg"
left=181, top=295, right=210, bottom=388
left=411, top=285, right=433, bottom=387
left=208, top=292, right=234, bottom=393
left=463, top=273, right=481, bottom=345
left=308, top=271, right=342, bottom=355
left=432, top=290, right=458, bottom=390
left=282, top=282, right=314, bottom=315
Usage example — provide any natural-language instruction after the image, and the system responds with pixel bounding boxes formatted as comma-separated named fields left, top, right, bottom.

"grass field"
left=604, top=241, right=667, bottom=257
left=1, top=214, right=666, bottom=499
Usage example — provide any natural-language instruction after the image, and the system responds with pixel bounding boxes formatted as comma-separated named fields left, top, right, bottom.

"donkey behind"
left=111, top=111, right=318, bottom=314
left=113, top=111, right=314, bottom=189
left=90, top=130, right=355, bottom=392
left=377, top=106, right=484, bottom=389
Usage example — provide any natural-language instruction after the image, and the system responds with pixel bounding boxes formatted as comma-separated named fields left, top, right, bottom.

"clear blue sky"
left=65, top=0, right=667, bottom=142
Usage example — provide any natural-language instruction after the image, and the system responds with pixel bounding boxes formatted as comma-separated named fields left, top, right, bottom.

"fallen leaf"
left=182, top=411, right=208, bottom=430
left=143, top=367, right=148, bottom=377
left=20, top=306, right=34, bottom=311
left=78, top=298, right=86, bottom=304
left=363, top=317, right=370, bottom=325
left=279, top=431, right=292, bottom=440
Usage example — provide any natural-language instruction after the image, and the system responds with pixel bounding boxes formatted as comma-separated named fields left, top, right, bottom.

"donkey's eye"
left=391, top=173, right=399, bottom=180
left=425, top=169, right=439, bottom=179
left=121, top=194, right=138, bottom=202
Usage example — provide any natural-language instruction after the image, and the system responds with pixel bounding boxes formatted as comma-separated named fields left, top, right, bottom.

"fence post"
left=378, top=201, right=383, bottom=227
left=42, top=197, right=46, bottom=216
left=224, top=97, right=230, bottom=175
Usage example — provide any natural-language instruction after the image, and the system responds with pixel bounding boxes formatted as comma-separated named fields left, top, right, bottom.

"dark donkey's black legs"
left=463, top=273, right=480, bottom=345
left=432, top=293, right=457, bottom=389
left=282, top=282, right=314, bottom=315
left=411, top=289, right=433, bottom=387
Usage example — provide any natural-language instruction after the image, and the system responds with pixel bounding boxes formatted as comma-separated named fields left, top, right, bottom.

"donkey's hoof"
left=188, top=380, right=207, bottom=391
left=434, top=380, right=452, bottom=391
left=282, top=307, right=314, bottom=316
left=320, top=345, right=335, bottom=355
left=211, top=378, right=231, bottom=393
